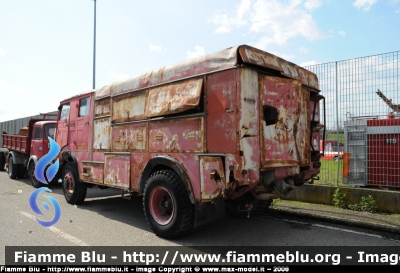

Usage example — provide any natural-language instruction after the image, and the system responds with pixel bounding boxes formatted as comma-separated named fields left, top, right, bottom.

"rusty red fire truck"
left=54, top=45, right=324, bottom=238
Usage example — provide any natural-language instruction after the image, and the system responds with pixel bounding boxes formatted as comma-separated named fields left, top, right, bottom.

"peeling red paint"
left=149, top=117, right=204, bottom=153
left=55, top=44, right=324, bottom=226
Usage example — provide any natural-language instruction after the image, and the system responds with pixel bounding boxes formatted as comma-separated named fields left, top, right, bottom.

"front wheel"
left=143, top=170, right=194, bottom=239
left=29, top=162, right=43, bottom=188
left=62, top=162, right=87, bottom=204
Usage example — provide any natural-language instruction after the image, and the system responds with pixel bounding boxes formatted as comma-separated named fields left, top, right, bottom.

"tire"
left=62, top=162, right=87, bottom=204
left=0, top=152, right=5, bottom=172
left=143, top=170, right=194, bottom=239
left=28, top=162, right=43, bottom=188
left=8, top=156, right=18, bottom=179
left=333, top=157, right=339, bottom=161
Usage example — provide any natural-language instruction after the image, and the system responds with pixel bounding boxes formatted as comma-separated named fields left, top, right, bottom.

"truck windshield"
left=60, top=104, right=70, bottom=120
left=45, top=124, right=56, bottom=140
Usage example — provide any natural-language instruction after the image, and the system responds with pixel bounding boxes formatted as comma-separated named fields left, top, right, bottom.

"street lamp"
left=93, top=0, right=96, bottom=89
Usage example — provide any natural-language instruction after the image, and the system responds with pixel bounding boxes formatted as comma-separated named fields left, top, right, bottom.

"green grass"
left=314, top=159, right=347, bottom=186
left=325, top=133, right=344, bottom=143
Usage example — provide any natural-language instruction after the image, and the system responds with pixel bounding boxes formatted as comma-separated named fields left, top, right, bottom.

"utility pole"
left=93, top=0, right=97, bottom=89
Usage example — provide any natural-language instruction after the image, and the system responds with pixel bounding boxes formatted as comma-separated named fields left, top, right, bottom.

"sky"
left=0, top=0, right=399, bottom=122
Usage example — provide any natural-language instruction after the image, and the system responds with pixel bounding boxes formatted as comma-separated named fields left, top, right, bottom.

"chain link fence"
left=305, top=50, right=400, bottom=188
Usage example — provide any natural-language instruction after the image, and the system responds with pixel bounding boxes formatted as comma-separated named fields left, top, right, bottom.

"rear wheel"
left=143, top=170, right=194, bottom=239
left=8, top=156, right=18, bottom=179
left=28, top=162, right=43, bottom=188
left=62, top=162, right=87, bottom=204
left=0, top=152, right=5, bottom=171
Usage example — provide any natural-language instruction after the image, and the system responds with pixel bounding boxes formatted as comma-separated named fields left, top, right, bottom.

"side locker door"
left=56, top=103, right=70, bottom=148
left=75, top=96, right=91, bottom=157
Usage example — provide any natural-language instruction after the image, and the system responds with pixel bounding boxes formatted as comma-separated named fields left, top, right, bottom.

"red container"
left=367, top=118, right=400, bottom=188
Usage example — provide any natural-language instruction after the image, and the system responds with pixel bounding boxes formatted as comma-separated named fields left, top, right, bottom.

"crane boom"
left=376, top=89, right=400, bottom=112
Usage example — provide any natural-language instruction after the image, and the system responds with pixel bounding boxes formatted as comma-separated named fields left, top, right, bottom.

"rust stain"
left=145, top=78, right=202, bottom=118
left=112, top=123, right=148, bottom=151
left=112, top=90, right=147, bottom=123
left=149, top=117, right=204, bottom=153
left=93, top=117, right=110, bottom=151
left=94, top=98, right=111, bottom=117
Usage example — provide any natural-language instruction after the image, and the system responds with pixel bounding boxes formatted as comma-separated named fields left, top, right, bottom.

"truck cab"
left=2, top=117, right=57, bottom=187
left=320, top=139, right=344, bottom=161
left=30, top=121, right=56, bottom=161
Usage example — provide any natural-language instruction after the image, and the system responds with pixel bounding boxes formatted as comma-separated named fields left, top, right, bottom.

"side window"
left=79, top=97, right=90, bottom=117
left=34, top=126, right=42, bottom=140
left=60, top=103, right=70, bottom=120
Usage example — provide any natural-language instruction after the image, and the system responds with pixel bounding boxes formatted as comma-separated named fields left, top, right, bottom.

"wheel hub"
left=64, top=173, right=74, bottom=194
left=149, top=186, right=174, bottom=226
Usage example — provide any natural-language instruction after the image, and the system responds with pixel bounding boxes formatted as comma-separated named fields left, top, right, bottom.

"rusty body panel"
left=200, top=156, right=225, bottom=200
left=104, top=153, right=131, bottom=189
left=56, top=44, right=324, bottom=235
left=93, top=117, right=111, bottom=151
left=112, top=90, right=147, bottom=123
left=236, top=69, right=261, bottom=186
left=149, top=117, right=204, bottom=153
left=130, top=153, right=148, bottom=191
left=206, top=70, right=237, bottom=153
left=81, top=161, right=104, bottom=183
left=146, top=78, right=202, bottom=118
left=112, top=123, right=148, bottom=151
left=97, top=48, right=238, bottom=100
left=95, top=98, right=111, bottom=118
left=260, top=76, right=310, bottom=168
left=238, top=45, right=319, bottom=90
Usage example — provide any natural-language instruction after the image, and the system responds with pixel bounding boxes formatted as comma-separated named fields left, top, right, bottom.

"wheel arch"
left=60, top=150, right=78, bottom=166
left=138, top=156, right=195, bottom=204
left=27, top=155, right=38, bottom=170
left=8, top=151, right=24, bottom=164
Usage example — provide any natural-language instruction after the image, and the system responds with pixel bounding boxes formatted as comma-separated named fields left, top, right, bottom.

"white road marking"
left=19, top=211, right=90, bottom=246
left=280, top=218, right=386, bottom=239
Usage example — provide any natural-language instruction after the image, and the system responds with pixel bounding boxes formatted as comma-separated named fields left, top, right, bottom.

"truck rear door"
left=260, top=75, right=310, bottom=168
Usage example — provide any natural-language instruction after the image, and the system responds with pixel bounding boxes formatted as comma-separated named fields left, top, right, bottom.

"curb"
left=269, top=207, right=400, bottom=236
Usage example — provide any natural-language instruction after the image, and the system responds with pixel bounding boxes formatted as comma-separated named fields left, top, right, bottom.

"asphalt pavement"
left=270, top=199, right=400, bottom=236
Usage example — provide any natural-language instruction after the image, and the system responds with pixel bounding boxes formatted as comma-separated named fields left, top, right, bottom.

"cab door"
left=31, top=125, right=44, bottom=160
left=75, top=96, right=91, bottom=153
left=56, top=103, right=70, bottom=148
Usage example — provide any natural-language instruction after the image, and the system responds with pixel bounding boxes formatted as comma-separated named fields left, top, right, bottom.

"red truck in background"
left=320, top=139, right=344, bottom=161
left=52, top=45, right=325, bottom=238
left=1, top=114, right=57, bottom=187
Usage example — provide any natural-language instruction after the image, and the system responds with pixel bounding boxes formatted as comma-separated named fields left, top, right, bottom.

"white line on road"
left=280, top=218, right=385, bottom=238
left=19, top=211, right=90, bottom=246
